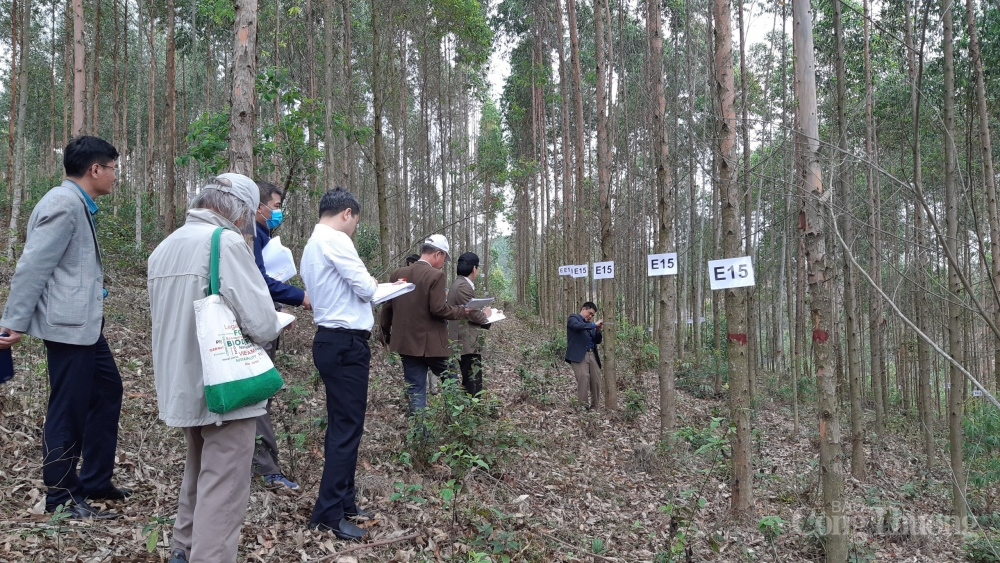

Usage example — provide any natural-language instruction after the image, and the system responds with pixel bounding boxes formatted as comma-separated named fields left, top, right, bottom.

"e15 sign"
left=558, top=265, right=572, bottom=276
left=647, top=253, right=678, bottom=276
left=571, top=264, right=589, bottom=278
left=707, top=256, right=755, bottom=290
left=593, top=261, right=615, bottom=279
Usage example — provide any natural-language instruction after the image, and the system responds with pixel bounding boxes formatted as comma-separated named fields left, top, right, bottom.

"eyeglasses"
left=98, top=163, right=121, bottom=178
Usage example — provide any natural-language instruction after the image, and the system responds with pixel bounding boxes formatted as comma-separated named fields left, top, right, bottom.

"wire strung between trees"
left=826, top=192, right=1000, bottom=411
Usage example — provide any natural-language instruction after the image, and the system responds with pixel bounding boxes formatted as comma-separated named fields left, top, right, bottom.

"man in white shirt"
left=300, top=187, right=378, bottom=541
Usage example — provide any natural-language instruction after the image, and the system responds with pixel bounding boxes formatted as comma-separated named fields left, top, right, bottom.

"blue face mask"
left=265, top=208, right=284, bottom=229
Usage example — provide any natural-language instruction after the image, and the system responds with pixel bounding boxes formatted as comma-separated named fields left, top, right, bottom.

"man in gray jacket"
left=0, top=136, right=127, bottom=520
left=148, top=174, right=282, bottom=563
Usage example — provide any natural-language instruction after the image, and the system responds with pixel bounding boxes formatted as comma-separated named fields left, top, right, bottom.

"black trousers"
left=43, top=333, right=123, bottom=509
left=310, top=330, right=370, bottom=526
left=459, top=354, right=483, bottom=396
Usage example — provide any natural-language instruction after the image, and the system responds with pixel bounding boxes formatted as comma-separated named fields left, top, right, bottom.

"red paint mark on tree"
left=813, top=329, right=829, bottom=343
left=727, top=333, right=747, bottom=345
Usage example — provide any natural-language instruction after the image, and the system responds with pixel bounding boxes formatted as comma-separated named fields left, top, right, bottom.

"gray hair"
left=191, top=177, right=255, bottom=236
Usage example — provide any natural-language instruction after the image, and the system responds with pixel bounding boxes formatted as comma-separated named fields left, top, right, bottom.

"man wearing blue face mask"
left=251, top=181, right=311, bottom=491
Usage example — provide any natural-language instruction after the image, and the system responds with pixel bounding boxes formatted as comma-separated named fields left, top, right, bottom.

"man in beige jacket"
left=148, top=174, right=282, bottom=563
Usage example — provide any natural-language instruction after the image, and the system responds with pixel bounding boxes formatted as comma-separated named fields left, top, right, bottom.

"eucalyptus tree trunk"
left=556, top=0, right=571, bottom=307
left=5, top=0, right=20, bottom=223
left=941, top=0, right=968, bottom=532
left=91, top=0, right=102, bottom=135
left=713, top=0, right=751, bottom=515
left=73, top=0, right=86, bottom=136
left=371, top=0, right=390, bottom=270
left=63, top=0, right=71, bottom=148
left=165, top=0, right=178, bottom=232
left=793, top=0, right=846, bottom=558
left=595, top=0, right=617, bottom=411
left=737, top=0, right=756, bottom=401
left=965, top=0, right=1000, bottom=389
left=146, top=1, right=156, bottom=201
left=648, top=0, right=675, bottom=434
left=833, top=0, right=864, bottom=481
left=324, top=0, right=335, bottom=190
left=6, top=0, right=31, bottom=260
left=907, top=0, right=934, bottom=472
left=228, top=0, right=258, bottom=176
left=567, top=0, right=586, bottom=305
left=862, top=0, right=886, bottom=438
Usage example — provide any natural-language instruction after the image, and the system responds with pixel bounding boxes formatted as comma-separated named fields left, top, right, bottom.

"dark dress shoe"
left=83, top=487, right=133, bottom=501
left=167, top=548, right=188, bottom=563
left=310, top=518, right=368, bottom=541
left=47, top=500, right=120, bottom=520
left=345, top=506, right=375, bottom=520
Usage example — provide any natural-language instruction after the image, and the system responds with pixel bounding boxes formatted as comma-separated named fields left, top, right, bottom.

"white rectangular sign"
left=558, top=265, right=572, bottom=276
left=707, top=256, right=756, bottom=290
left=593, top=261, right=615, bottom=279
left=647, top=253, right=678, bottom=276
left=570, top=264, right=589, bottom=278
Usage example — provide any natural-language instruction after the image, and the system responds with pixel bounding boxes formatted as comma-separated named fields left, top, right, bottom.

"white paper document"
left=484, top=310, right=506, bottom=324
left=465, top=297, right=495, bottom=310
left=262, top=236, right=297, bottom=282
left=276, top=311, right=296, bottom=330
left=372, top=282, right=416, bottom=305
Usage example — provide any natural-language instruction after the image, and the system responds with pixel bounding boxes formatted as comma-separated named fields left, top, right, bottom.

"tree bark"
left=73, top=0, right=86, bottom=136
left=165, top=0, right=178, bottom=232
left=228, top=0, right=259, bottom=176
left=833, top=0, right=865, bottom=481
left=567, top=0, right=586, bottom=305
left=371, top=0, right=390, bottom=270
left=595, top=0, right=616, bottom=411
left=648, top=0, right=675, bottom=434
left=91, top=0, right=102, bottom=135
left=793, top=0, right=846, bottom=557
left=714, top=0, right=751, bottom=515
left=942, top=0, right=968, bottom=532
left=863, top=0, right=886, bottom=438
left=5, top=0, right=31, bottom=260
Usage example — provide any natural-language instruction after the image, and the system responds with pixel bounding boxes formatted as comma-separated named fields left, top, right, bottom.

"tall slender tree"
left=793, top=0, right=846, bottom=557
left=229, top=0, right=259, bottom=176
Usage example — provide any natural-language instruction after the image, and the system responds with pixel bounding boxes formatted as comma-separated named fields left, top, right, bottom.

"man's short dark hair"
left=405, top=254, right=420, bottom=265
left=420, top=243, right=439, bottom=256
left=456, top=252, right=480, bottom=277
left=64, top=136, right=119, bottom=177
left=582, top=301, right=598, bottom=313
left=257, top=181, right=283, bottom=206
left=319, top=187, right=361, bottom=218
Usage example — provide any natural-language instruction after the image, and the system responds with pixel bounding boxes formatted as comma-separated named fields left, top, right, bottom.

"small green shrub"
left=403, top=378, right=523, bottom=476
left=965, top=532, right=1000, bottom=563
left=623, top=387, right=646, bottom=421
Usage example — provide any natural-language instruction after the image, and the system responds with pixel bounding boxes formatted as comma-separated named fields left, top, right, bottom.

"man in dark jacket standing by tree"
left=251, top=181, right=310, bottom=490
left=565, top=302, right=604, bottom=410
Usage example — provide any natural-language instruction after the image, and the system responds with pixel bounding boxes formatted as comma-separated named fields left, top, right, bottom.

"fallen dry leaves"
left=0, top=263, right=978, bottom=562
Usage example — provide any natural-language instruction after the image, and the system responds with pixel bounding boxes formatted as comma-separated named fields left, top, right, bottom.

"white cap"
left=424, top=234, right=450, bottom=261
left=212, top=173, right=259, bottom=213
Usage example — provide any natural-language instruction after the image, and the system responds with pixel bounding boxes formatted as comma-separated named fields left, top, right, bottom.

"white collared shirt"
left=300, top=224, right=378, bottom=330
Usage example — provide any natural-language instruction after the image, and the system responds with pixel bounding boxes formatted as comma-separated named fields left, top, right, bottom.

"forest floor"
left=0, top=261, right=986, bottom=562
